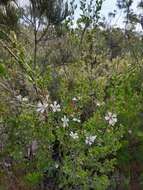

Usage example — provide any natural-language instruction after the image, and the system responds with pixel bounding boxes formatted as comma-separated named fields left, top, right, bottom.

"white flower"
left=16, top=95, right=22, bottom=101
left=50, top=101, right=61, bottom=112
left=61, top=116, right=69, bottom=128
left=73, top=117, right=81, bottom=123
left=96, top=100, right=104, bottom=107
left=16, top=95, right=28, bottom=102
left=36, top=102, right=48, bottom=113
left=128, top=130, right=132, bottom=134
left=105, top=112, right=117, bottom=126
left=72, top=97, right=78, bottom=101
left=22, top=97, right=28, bottom=102
left=55, top=163, right=59, bottom=169
left=70, top=131, right=79, bottom=139
left=85, top=135, right=97, bottom=145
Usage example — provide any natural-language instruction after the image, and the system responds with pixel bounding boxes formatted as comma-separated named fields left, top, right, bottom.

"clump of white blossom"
left=105, top=112, right=117, bottom=126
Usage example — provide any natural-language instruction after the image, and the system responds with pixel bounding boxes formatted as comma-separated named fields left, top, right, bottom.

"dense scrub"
left=0, top=0, right=143, bottom=190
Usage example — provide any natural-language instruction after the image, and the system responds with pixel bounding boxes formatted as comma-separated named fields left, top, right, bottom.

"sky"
left=19, top=0, right=142, bottom=31
left=100, top=0, right=141, bottom=31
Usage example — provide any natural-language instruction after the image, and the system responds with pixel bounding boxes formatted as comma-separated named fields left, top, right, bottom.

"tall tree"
left=116, top=0, right=138, bottom=33
left=21, top=0, right=70, bottom=68
left=0, top=0, right=19, bottom=31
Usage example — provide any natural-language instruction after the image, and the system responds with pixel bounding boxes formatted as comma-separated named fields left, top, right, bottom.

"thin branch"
left=0, top=40, right=19, bottom=62
left=37, top=24, right=50, bottom=43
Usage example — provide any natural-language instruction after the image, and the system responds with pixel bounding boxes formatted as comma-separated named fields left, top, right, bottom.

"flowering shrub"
left=0, top=55, right=127, bottom=190
left=1, top=93, right=124, bottom=189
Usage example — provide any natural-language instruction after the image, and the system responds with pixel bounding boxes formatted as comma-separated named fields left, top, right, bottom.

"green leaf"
left=0, top=64, right=6, bottom=76
left=24, top=172, right=43, bottom=186
left=0, top=31, right=8, bottom=40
